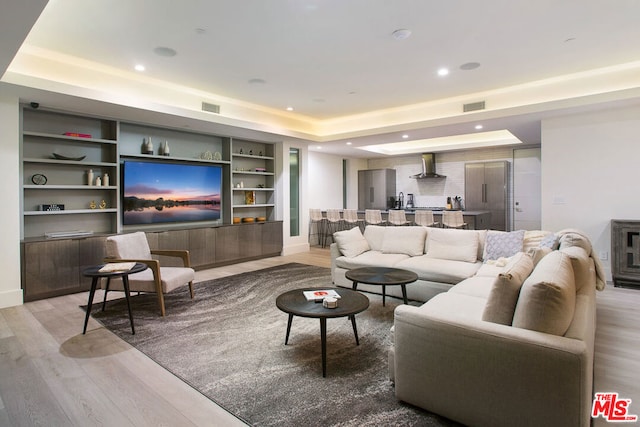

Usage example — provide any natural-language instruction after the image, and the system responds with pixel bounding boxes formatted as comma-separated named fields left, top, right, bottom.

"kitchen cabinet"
left=464, top=161, right=509, bottom=231
left=358, top=169, right=396, bottom=210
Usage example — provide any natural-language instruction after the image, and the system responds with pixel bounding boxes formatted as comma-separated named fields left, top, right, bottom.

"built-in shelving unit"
left=231, top=140, right=276, bottom=222
left=21, top=108, right=119, bottom=239
left=19, top=106, right=283, bottom=301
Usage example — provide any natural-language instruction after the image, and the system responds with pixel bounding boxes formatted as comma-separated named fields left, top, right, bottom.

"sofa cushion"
left=333, top=226, right=370, bottom=258
left=382, top=226, right=427, bottom=256
left=424, top=227, right=479, bottom=263
left=512, top=251, right=576, bottom=336
left=363, top=225, right=386, bottom=251
left=448, top=276, right=496, bottom=299
left=483, top=230, right=525, bottom=261
left=396, top=255, right=482, bottom=284
left=560, top=246, right=594, bottom=292
left=335, top=250, right=409, bottom=270
left=482, top=252, right=535, bottom=325
left=540, top=233, right=560, bottom=250
left=419, top=291, right=486, bottom=321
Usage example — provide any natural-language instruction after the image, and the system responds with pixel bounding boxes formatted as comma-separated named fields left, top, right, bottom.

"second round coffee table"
left=345, top=266, right=418, bottom=306
left=276, top=287, right=369, bottom=377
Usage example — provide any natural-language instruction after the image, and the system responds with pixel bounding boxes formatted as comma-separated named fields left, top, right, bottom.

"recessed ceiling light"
left=392, top=29, right=412, bottom=40
left=316, top=146, right=322, bottom=149
left=195, top=28, right=207, bottom=35
left=460, top=62, right=481, bottom=71
left=286, top=107, right=294, bottom=111
left=475, top=124, right=483, bottom=130
left=248, top=78, right=266, bottom=84
left=402, top=134, right=409, bottom=139
left=134, top=64, right=145, bottom=72
left=313, top=98, right=326, bottom=103
left=564, top=37, right=576, bottom=43
left=153, top=46, right=177, bottom=57
left=346, top=142, right=352, bottom=145
left=437, top=68, right=449, bottom=77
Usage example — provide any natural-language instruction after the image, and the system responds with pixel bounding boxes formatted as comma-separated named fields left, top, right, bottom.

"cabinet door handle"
left=482, top=184, right=487, bottom=203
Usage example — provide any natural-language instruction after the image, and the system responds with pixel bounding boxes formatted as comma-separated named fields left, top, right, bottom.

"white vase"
left=87, top=169, right=94, bottom=186
left=161, top=140, right=170, bottom=156
left=103, top=173, right=109, bottom=186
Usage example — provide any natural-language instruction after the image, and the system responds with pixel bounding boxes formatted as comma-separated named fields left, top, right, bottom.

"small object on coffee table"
left=345, top=266, right=418, bottom=306
left=276, top=287, right=369, bottom=377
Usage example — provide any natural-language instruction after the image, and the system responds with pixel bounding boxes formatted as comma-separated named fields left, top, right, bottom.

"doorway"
left=513, top=147, right=541, bottom=230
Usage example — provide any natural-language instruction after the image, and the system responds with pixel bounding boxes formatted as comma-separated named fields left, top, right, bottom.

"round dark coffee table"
left=276, top=287, right=369, bottom=377
left=345, top=266, right=418, bottom=306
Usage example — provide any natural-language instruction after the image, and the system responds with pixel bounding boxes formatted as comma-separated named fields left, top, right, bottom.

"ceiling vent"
left=202, top=102, right=221, bottom=114
left=463, top=101, right=485, bottom=112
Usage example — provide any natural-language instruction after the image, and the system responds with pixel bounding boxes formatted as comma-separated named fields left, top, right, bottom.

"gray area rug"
left=87, top=263, right=460, bottom=426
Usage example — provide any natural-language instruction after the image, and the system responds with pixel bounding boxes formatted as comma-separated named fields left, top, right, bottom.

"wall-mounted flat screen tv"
left=122, top=160, right=222, bottom=225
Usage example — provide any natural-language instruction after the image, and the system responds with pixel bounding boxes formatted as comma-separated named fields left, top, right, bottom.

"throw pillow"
left=527, top=246, right=553, bottom=267
left=560, top=245, right=593, bottom=292
left=540, top=233, right=560, bottom=250
left=381, top=226, right=427, bottom=256
left=424, top=227, right=479, bottom=263
left=363, top=225, right=386, bottom=251
left=483, top=230, right=525, bottom=261
left=482, top=252, right=535, bottom=325
left=522, top=230, right=553, bottom=252
left=512, top=251, right=576, bottom=336
left=333, top=227, right=370, bottom=258
left=558, top=232, right=592, bottom=254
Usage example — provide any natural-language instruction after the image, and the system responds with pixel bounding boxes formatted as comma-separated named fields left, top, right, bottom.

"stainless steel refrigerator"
left=464, top=161, right=509, bottom=231
left=358, top=169, right=396, bottom=210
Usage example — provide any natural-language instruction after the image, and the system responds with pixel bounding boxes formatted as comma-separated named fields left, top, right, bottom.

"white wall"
left=308, top=151, right=345, bottom=209
left=541, top=104, right=640, bottom=280
left=0, top=91, right=23, bottom=308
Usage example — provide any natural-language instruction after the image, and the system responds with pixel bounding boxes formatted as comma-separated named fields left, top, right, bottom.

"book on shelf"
left=303, top=289, right=341, bottom=301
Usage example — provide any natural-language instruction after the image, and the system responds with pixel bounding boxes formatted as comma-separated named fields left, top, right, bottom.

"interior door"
left=513, top=148, right=541, bottom=230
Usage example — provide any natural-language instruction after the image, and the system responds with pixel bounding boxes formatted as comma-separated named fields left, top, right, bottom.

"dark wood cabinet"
left=21, top=222, right=283, bottom=301
left=611, top=220, right=640, bottom=288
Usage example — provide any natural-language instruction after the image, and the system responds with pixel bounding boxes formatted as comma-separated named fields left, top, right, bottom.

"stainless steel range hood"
left=410, top=153, right=446, bottom=179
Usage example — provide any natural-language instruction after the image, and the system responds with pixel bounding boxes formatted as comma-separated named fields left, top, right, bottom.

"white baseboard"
left=281, top=243, right=310, bottom=256
left=0, top=289, right=24, bottom=309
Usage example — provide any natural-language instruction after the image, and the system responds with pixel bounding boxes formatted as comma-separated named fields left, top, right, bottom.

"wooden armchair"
left=103, top=232, right=195, bottom=316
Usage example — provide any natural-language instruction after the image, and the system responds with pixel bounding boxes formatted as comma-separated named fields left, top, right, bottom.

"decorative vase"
left=103, top=173, right=109, bottom=186
left=160, top=140, right=170, bottom=156
left=95, top=176, right=102, bottom=186
left=142, top=137, right=153, bottom=155
left=87, top=169, right=94, bottom=186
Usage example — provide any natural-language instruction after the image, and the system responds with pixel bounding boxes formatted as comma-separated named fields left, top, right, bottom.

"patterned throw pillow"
left=483, top=230, right=525, bottom=261
left=540, top=233, right=560, bottom=250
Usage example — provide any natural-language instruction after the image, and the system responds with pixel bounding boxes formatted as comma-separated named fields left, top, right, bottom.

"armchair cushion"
left=103, top=267, right=195, bottom=293
left=106, top=231, right=152, bottom=260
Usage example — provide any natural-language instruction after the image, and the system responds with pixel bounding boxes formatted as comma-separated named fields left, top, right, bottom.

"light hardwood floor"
left=0, top=247, right=638, bottom=427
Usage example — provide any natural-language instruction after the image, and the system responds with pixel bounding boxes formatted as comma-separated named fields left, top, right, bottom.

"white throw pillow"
left=363, top=225, right=386, bottom=251
left=381, top=226, right=427, bottom=256
left=333, top=227, right=370, bottom=258
left=424, top=227, right=479, bottom=263
left=483, top=230, right=525, bottom=261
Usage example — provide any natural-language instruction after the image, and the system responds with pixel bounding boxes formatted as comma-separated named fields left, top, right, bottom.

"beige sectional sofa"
left=330, top=225, right=605, bottom=427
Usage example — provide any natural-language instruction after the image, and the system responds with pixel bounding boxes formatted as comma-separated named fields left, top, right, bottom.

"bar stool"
left=309, top=208, right=327, bottom=247
left=343, top=208, right=365, bottom=232
left=414, top=210, right=440, bottom=227
left=365, top=209, right=386, bottom=226
left=325, top=209, right=344, bottom=246
left=388, top=209, right=410, bottom=226
left=442, top=210, right=468, bottom=229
